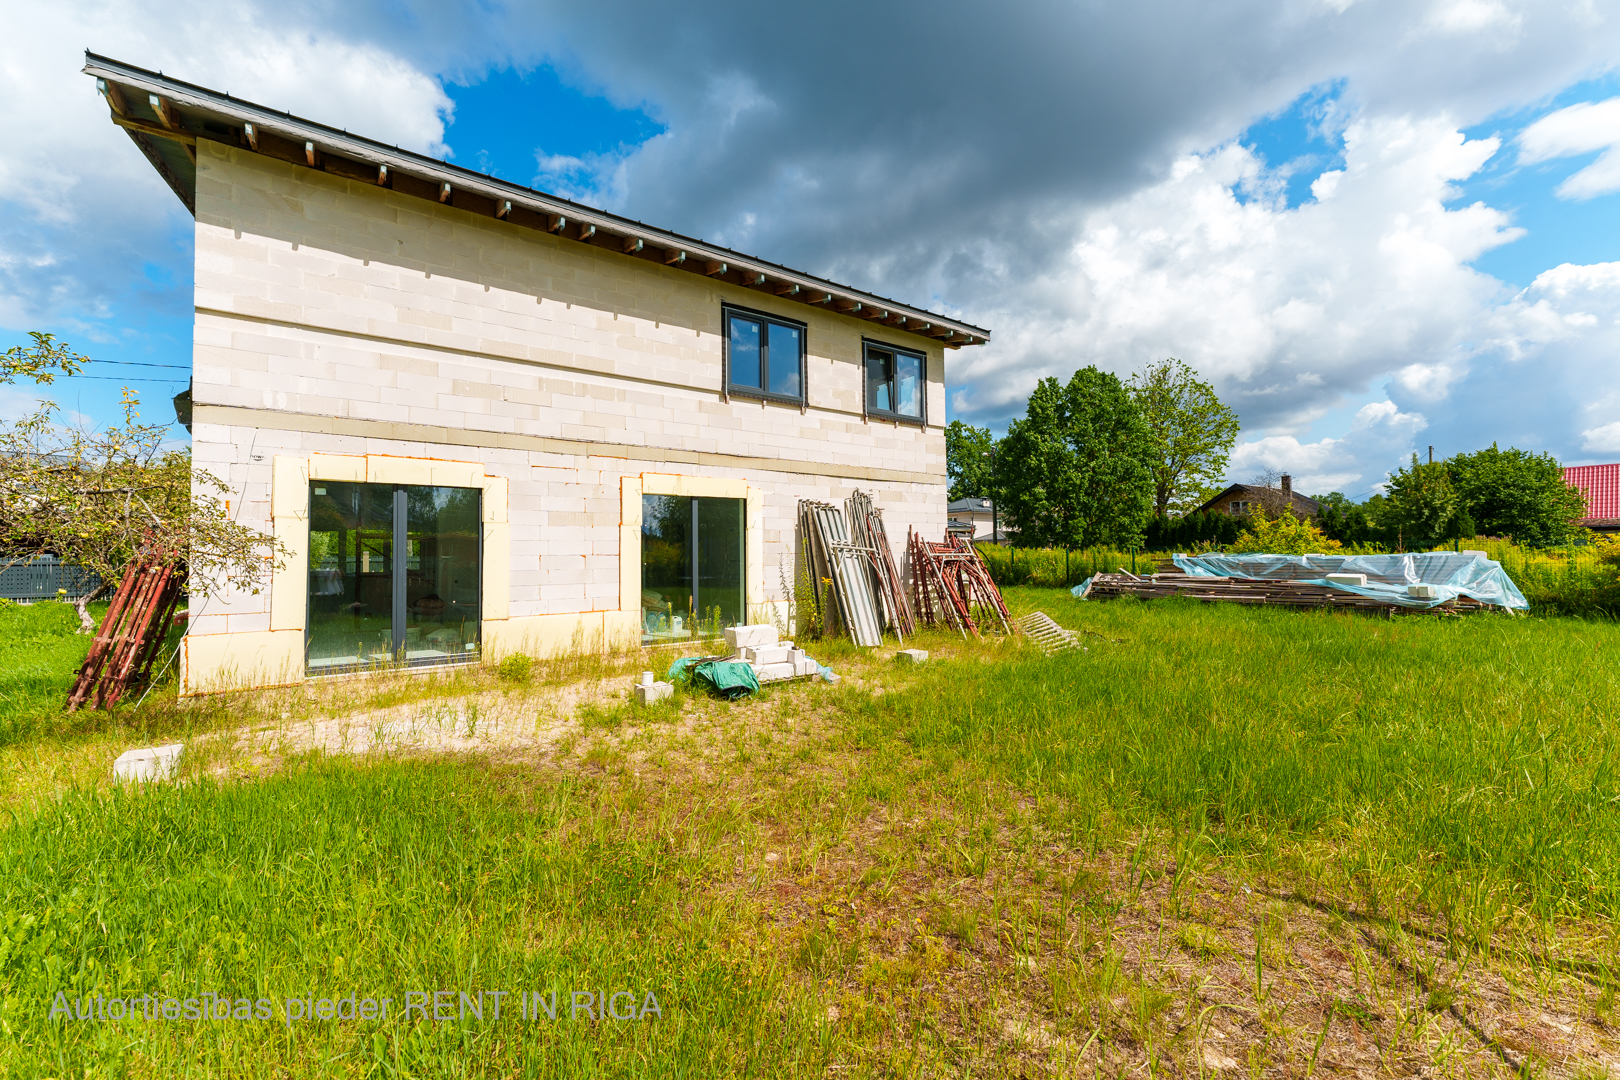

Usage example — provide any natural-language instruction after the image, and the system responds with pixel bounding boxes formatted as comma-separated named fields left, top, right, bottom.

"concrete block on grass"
left=724, top=624, right=777, bottom=651
left=634, top=681, right=674, bottom=705
left=743, top=644, right=794, bottom=666
left=113, top=744, right=184, bottom=783
left=753, top=662, right=797, bottom=683
left=894, top=649, right=929, bottom=665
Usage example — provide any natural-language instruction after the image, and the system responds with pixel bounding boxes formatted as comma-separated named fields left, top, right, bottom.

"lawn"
left=3, top=592, right=1620, bottom=1075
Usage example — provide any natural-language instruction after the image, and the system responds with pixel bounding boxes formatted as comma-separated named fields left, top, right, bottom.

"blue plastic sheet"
left=1164, top=551, right=1527, bottom=610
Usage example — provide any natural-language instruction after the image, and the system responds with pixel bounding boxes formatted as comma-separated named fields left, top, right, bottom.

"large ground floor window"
left=306, top=482, right=482, bottom=673
left=641, top=494, right=745, bottom=645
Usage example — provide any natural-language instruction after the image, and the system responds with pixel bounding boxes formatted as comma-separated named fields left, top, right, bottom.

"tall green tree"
left=992, top=367, right=1154, bottom=549
left=1382, top=455, right=1465, bottom=551
left=1128, top=358, right=1240, bottom=518
left=945, top=420, right=995, bottom=501
left=1447, top=444, right=1585, bottom=547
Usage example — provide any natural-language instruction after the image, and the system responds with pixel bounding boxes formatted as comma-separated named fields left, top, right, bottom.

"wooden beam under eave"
left=439, top=182, right=452, bottom=203
left=774, top=283, right=800, bottom=297
left=622, top=237, right=643, bottom=254
left=547, top=214, right=567, bottom=234
left=742, top=271, right=765, bottom=287
left=376, top=164, right=389, bottom=186
left=242, top=122, right=258, bottom=150
left=497, top=200, right=512, bottom=220
left=576, top=224, right=596, bottom=241
left=704, top=260, right=728, bottom=277
left=111, top=115, right=196, bottom=146
left=834, top=299, right=862, bottom=314
left=148, top=94, right=177, bottom=129
left=305, top=141, right=319, bottom=168
left=664, top=248, right=686, bottom=265
left=97, top=79, right=127, bottom=116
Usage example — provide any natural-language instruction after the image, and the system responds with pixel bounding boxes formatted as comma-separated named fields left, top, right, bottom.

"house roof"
left=1565, top=464, right=1620, bottom=522
left=947, top=497, right=995, bottom=513
left=1191, top=483, right=1321, bottom=518
left=82, top=53, right=989, bottom=350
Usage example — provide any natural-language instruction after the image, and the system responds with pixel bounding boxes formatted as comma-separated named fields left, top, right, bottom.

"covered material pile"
left=799, top=492, right=912, bottom=646
left=1075, top=551, right=1527, bottom=613
left=664, top=624, right=829, bottom=700
left=908, top=531, right=1011, bottom=637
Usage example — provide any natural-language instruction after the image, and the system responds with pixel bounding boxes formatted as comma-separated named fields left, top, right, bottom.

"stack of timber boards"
left=1084, top=573, right=1491, bottom=614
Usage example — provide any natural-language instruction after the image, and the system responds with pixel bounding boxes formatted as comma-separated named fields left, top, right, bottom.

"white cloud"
left=952, top=114, right=1521, bottom=430
left=1425, top=0, right=1523, bottom=36
left=1518, top=97, right=1620, bottom=200
left=0, top=2, right=452, bottom=332
left=1583, top=422, right=1620, bottom=454
left=1229, top=399, right=1430, bottom=496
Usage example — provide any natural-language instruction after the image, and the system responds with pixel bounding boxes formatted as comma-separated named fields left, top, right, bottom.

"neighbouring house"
left=1565, top=464, right=1620, bottom=533
left=84, top=54, right=990, bottom=693
left=946, top=497, right=1007, bottom=544
left=1190, top=475, right=1320, bottom=520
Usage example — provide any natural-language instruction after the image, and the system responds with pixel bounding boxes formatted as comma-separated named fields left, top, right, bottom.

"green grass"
left=6, top=591, right=1620, bottom=1073
left=0, top=601, right=97, bottom=736
left=859, top=588, right=1620, bottom=922
left=2, top=758, right=824, bottom=1077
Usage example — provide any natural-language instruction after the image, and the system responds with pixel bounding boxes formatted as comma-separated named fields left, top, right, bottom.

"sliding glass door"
left=640, top=494, right=745, bottom=645
left=307, top=482, right=482, bottom=673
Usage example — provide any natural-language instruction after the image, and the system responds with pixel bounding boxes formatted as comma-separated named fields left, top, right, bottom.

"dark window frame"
left=722, top=304, right=808, bottom=406
left=304, top=481, right=483, bottom=676
left=862, top=338, right=928, bottom=426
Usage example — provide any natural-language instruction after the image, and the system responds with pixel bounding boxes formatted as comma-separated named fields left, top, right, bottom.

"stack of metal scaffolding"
left=845, top=490, right=915, bottom=639
left=908, top=530, right=1012, bottom=638
left=799, top=496, right=913, bottom=647
left=66, top=540, right=185, bottom=711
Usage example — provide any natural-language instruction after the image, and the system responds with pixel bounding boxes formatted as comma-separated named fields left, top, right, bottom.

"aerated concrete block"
left=635, top=681, right=674, bottom=705
left=894, top=649, right=929, bottom=665
left=1325, top=573, right=1368, bottom=587
left=113, top=744, right=184, bottom=783
left=753, top=662, right=797, bottom=683
left=743, top=644, right=794, bottom=666
left=725, top=624, right=778, bottom=651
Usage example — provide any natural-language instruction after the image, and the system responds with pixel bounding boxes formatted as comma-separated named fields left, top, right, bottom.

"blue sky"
left=5, top=0, right=1620, bottom=496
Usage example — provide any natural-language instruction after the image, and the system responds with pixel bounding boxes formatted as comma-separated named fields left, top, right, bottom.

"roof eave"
left=82, top=52, right=991, bottom=349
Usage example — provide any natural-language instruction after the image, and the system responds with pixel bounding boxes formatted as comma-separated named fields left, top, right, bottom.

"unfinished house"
left=83, top=53, right=990, bottom=693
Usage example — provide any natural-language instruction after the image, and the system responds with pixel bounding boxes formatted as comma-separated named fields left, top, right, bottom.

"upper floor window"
left=725, top=306, right=805, bottom=404
left=864, top=341, right=925, bottom=423
left=1229, top=500, right=1250, bottom=516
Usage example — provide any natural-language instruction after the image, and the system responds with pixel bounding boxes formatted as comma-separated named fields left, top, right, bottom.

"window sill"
left=728, top=386, right=806, bottom=408
left=866, top=410, right=926, bottom=427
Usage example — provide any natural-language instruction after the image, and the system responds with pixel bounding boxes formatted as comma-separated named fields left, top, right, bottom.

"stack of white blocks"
left=725, top=625, right=821, bottom=683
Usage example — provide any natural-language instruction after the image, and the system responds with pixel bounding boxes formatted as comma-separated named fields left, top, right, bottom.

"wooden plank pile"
left=67, top=542, right=186, bottom=711
left=908, top=530, right=1012, bottom=637
left=1082, top=571, right=1492, bottom=614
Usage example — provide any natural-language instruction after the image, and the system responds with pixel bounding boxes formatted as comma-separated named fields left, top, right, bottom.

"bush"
left=496, top=653, right=535, bottom=683
left=1229, top=508, right=1342, bottom=555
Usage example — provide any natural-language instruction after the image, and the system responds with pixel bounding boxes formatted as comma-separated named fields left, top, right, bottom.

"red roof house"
left=1565, top=464, right=1620, bottom=531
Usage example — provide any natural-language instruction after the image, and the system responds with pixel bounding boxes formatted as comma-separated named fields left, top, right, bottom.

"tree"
left=1381, top=455, right=1465, bottom=551
left=0, top=356, right=284, bottom=631
left=2, top=332, right=87, bottom=386
left=992, top=367, right=1154, bottom=549
left=945, top=420, right=995, bottom=501
left=1230, top=507, right=1343, bottom=555
left=1128, top=359, right=1240, bottom=518
left=1447, top=444, right=1586, bottom=547
left=1314, top=492, right=1385, bottom=547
